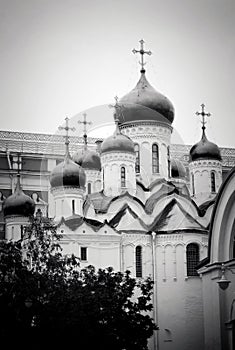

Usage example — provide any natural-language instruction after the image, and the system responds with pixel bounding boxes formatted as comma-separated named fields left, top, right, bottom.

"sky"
left=0, top=0, right=234, bottom=148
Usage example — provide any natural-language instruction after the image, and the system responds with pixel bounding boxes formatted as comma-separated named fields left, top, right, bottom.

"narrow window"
left=211, top=171, right=216, bottom=193
left=87, top=182, right=92, bottom=194
left=152, top=144, right=159, bottom=173
left=136, top=246, right=142, bottom=278
left=81, top=247, right=87, bottom=261
left=134, top=144, right=140, bottom=173
left=121, top=167, right=126, bottom=187
left=186, top=243, right=199, bottom=276
left=72, top=199, right=75, bottom=214
left=167, top=146, right=171, bottom=177
left=191, top=173, right=195, bottom=195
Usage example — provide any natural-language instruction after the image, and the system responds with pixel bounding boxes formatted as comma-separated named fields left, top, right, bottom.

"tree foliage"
left=0, top=219, right=157, bottom=349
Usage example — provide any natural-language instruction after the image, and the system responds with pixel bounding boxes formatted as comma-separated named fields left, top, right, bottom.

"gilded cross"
left=77, top=113, right=92, bottom=147
left=132, top=39, right=152, bottom=71
left=196, top=103, right=211, bottom=131
left=109, top=96, right=124, bottom=125
left=58, top=117, right=76, bottom=146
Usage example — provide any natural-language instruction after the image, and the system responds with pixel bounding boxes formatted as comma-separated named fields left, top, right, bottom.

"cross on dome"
left=132, top=39, right=152, bottom=73
left=109, top=96, right=125, bottom=133
left=58, top=117, right=75, bottom=156
left=77, top=113, right=92, bottom=149
left=196, top=103, right=211, bottom=133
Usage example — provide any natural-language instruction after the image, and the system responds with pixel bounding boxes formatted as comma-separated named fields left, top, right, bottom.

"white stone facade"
left=101, top=151, right=136, bottom=196
left=120, top=123, right=172, bottom=187
left=189, top=159, right=222, bottom=205
left=51, top=186, right=85, bottom=219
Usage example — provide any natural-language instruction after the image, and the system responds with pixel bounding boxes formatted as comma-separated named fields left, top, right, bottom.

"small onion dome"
left=3, top=175, right=35, bottom=217
left=119, top=71, right=174, bottom=126
left=189, top=132, right=221, bottom=162
left=101, top=132, right=135, bottom=154
left=72, top=149, right=101, bottom=171
left=50, top=157, right=86, bottom=188
left=171, top=159, right=186, bottom=179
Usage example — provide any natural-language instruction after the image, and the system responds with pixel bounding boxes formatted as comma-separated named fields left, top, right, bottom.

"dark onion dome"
left=171, top=159, right=186, bottom=179
left=101, top=132, right=135, bottom=154
left=3, top=175, right=35, bottom=217
left=50, top=156, right=86, bottom=188
left=189, top=131, right=222, bottom=162
left=72, top=149, right=101, bottom=171
left=119, top=70, right=174, bottom=126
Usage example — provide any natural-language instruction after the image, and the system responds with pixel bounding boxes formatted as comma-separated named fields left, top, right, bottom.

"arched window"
left=87, top=182, right=92, bottom=194
left=152, top=144, right=159, bottom=173
left=136, top=246, right=142, bottom=278
left=134, top=144, right=140, bottom=173
left=72, top=199, right=75, bottom=214
left=121, top=167, right=126, bottom=187
left=191, top=173, right=195, bottom=195
left=186, top=243, right=199, bottom=276
left=211, top=171, right=216, bottom=193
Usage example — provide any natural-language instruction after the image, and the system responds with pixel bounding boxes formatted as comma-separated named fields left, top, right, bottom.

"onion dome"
left=51, top=117, right=86, bottom=188
left=171, top=159, right=186, bottom=179
left=50, top=156, right=86, bottom=188
left=101, top=133, right=135, bottom=154
left=73, top=149, right=101, bottom=171
left=189, top=131, right=221, bottom=162
left=119, top=70, right=174, bottom=126
left=3, top=174, right=35, bottom=217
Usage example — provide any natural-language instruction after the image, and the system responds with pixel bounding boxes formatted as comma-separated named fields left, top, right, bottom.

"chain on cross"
left=58, top=117, right=76, bottom=147
left=132, top=39, right=152, bottom=72
left=196, top=103, right=211, bottom=131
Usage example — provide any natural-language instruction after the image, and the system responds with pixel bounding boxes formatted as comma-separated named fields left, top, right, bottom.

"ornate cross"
left=58, top=117, right=76, bottom=146
left=132, top=39, right=152, bottom=72
left=109, top=96, right=124, bottom=125
left=196, top=103, right=211, bottom=131
left=77, top=113, right=92, bottom=147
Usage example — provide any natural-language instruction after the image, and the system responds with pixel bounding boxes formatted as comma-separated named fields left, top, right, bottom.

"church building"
left=0, top=40, right=235, bottom=350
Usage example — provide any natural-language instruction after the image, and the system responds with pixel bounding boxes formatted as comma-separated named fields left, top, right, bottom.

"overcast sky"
left=0, top=0, right=234, bottom=147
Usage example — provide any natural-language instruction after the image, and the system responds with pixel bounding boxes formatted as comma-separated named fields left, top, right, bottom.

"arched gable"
left=107, top=195, right=146, bottom=222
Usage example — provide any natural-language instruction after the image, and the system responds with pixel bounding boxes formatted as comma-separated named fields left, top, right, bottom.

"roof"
left=0, top=130, right=234, bottom=167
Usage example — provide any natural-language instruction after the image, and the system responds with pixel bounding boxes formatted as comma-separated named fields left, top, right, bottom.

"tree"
left=0, top=219, right=157, bottom=349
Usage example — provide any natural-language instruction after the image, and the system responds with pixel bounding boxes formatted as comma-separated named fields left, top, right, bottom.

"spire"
left=77, top=112, right=92, bottom=150
left=132, top=39, right=152, bottom=73
left=196, top=103, right=211, bottom=140
left=58, top=117, right=75, bottom=158
left=15, top=173, right=22, bottom=193
left=11, top=153, right=23, bottom=194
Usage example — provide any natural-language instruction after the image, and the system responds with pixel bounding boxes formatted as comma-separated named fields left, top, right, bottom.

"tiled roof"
left=0, top=130, right=234, bottom=166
